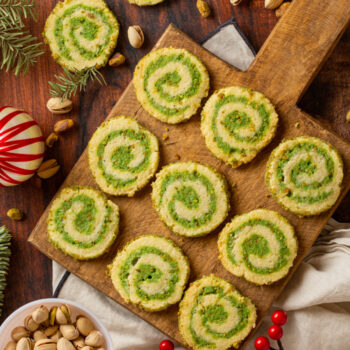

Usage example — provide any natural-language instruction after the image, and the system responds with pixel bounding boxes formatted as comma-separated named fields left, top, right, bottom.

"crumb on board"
left=294, top=122, right=300, bottom=128
left=162, top=133, right=169, bottom=140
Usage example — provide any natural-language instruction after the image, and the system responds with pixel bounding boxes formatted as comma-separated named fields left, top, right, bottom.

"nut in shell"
left=7, top=208, right=23, bottom=221
left=45, top=325, right=59, bottom=337
left=59, top=325, right=79, bottom=340
left=24, top=315, right=39, bottom=332
left=109, top=53, right=126, bottom=67
left=80, top=347, right=93, bottom=350
left=54, top=119, right=74, bottom=133
left=76, top=316, right=95, bottom=337
left=33, top=330, right=46, bottom=341
left=72, top=337, right=85, bottom=350
left=47, top=97, right=73, bottom=114
left=5, top=341, right=16, bottom=350
left=32, top=305, right=49, bottom=324
left=57, top=338, right=75, bottom=350
left=196, top=0, right=211, bottom=17
left=16, top=338, right=33, bottom=350
left=85, top=330, right=104, bottom=347
left=128, top=25, right=144, bottom=48
left=46, top=133, right=59, bottom=148
left=11, top=326, right=30, bottom=341
left=37, top=159, right=60, bottom=180
left=230, top=0, right=242, bottom=5
left=34, top=339, right=57, bottom=350
left=50, top=330, right=62, bottom=341
left=56, top=304, right=72, bottom=325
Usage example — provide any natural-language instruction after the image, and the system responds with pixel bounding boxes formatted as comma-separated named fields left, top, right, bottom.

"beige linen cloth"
left=53, top=23, right=350, bottom=349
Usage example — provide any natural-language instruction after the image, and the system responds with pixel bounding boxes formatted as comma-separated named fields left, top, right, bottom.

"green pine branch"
left=49, top=67, right=107, bottom=100
left=0, top=226, right=11, bottom=317
left=0, top=0, right=43, bottom=75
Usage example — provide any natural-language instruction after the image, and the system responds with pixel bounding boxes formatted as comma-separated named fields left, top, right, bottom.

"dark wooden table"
left=0, top=0, right=349, bottom=324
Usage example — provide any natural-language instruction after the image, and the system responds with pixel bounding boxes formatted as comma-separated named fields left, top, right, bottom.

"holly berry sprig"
left=255, top=310, right=288, bottom=350
left=159, top=339, right=174, bottom=350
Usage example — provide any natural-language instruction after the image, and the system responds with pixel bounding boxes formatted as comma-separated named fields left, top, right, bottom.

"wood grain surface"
left=0, top=0, right=349, bottom=343
left=28, top=0, right=350, bottom=346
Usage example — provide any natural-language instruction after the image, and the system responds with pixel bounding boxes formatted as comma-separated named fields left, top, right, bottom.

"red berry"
left=254, top=336, right=270, bottom=350
left=272, top=310, right=288, bottom=325
left=268, top=324, right=284, bottom=340
left=159, top=340, right=174, bottom=350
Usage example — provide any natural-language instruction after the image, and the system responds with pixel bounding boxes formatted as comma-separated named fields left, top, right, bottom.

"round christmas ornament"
left=0, top=106, right=45, bottom=187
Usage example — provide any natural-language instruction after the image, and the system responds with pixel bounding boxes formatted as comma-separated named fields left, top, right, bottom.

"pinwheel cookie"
left=88, top=116, right=159, bottom=197
left=44, top=0, right=119, bottom=71
left=152, top=162, right=230, bottom=237
left=134, top=47, right=210, bottom=124
left=218, top=209, right=298, bottom=285
left=47, top=186, right=119, bottom=260
left=179, top=275, right=257, bottom=350
left=201, top=86, right=278, bottom=167
left=265, top=136, right=343, bottom=216
left=109, top=235, right=190, bottom=311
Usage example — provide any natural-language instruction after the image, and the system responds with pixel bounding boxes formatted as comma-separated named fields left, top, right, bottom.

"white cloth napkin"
left=53, top=22, right=350, bottom=349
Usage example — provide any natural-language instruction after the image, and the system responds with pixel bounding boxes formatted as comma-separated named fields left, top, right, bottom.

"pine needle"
left=0, top=226, right=11, bottom=317
left=0, top=0, right=43, bottom=75
left=49, top=67, right=107, bottom=100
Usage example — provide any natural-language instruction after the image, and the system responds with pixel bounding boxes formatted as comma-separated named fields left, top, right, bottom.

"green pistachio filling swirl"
left=265, top=136, right=343, bottom=216
left=201, top=86, right=278, bottom=167
left=44, top=0, right=119, bottom=71
left=218, top=209, right=298, bottom=285
left=133, top=48, right=210, bottom=124
left=152, top=162, right=230, bottom=237
left=47, top=186, right=119, bottom=260
left=179, top=275, right=257, bottom=350
left=88, top=116, right=159, bottom=197
left=109, top=235, right=190, bottom=311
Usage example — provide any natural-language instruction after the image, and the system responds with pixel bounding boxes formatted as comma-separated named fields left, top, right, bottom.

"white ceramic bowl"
left=0, top=298, right=114, bottom=349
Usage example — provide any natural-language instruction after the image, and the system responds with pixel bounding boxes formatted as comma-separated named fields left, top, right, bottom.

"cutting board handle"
left=248, top=0, right=350, bottom=108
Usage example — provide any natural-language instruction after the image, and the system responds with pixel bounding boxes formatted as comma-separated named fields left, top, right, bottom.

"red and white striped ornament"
left=0, top=106, right=45, bottom=187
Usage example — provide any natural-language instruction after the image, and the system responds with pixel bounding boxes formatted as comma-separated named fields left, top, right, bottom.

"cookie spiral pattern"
left=109, top=235, right=190, bottom=311
left=44, top=0, right=119, bottom=71
left=47, top=186, right=119, bottom=260
left=152, top=162, right=230, bottom=237
left=265, top=136, right=343, bottom=216
left=218, top=209, right=297, bottom=285
left=179, top=275, right=257, bottom=350
left=133, top=47, right=210, bottom=124
left=88, top=116, right=159, bottom=196
left=201, top=86, right=278, bottom=167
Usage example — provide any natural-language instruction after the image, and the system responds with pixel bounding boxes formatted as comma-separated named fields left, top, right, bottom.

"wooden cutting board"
left=29, top=0, right=350, bottom=348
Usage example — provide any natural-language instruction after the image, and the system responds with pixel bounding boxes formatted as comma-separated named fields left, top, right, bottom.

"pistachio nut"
left=50, top=330, right=62, bottom=341
left=16, top=338, right=33, bottom=350
left=37, top=159, right=60, bottom=179
left=346, top=110, right=350, bottom=123
left=196, top=0, right=211, bottom=17
left=11, top=326, right=30, bottom=341
left=56, top=304, right=72, bottom=325
left=32, top=305, right=50, bottom=324
left=59, top=325, right=79, bottom=340
left=33, top=330, right=47, bottom=341
left=46, top=133, right=59, bottom=148
left=85, top=330, right=104, bottom=347
left=24, top=315, right=39, bottom=332
left=230, top=0, right=242, bottom=5
left=57, top=338, right=75, bottom=350
left=72, top=337, right=85, bottom=350
left=5, top=341, right=17, bottom=350
left=45, top=325, right=59, bottom=337
left=47, top=97, right=73, bottom=114
left=76, top=316, right=95, bottom=337
left=128, top=25, right=144, bottom=48
left=109, top=52, right=126, bottom=67
left=50, top=307, right=58, bottom=326
left=33, top=339, right=57, bottom=350
left=80, top=348, right=93, bottom=350
left=96, top=348, right=106, bottom=350
left=7, top=208, right=23, bottom=221
left=53, top=119, right=74, bottom=133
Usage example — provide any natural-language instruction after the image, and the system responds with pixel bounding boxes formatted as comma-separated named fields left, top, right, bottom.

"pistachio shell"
left=72, top=337, right=85, bottom=350
left=24, top=315, right=39, bottom=332
left=16, top=338, right=33, bottom=350
left=32, top=305, right=49, bottom=324
left=59, top=325, right=79, bottom=340
left=11, top=326, right=30, bottom=341
left=50, top=330, right=62, bottom=341
left=5, top=341, right=17, bottom=350
left=33, top=339, right=57, bottom=350
left=76, top=316, right=95, bottom=336
left=85, top=330, right=104, bottom=347
left=45, top=325, right=59, bottom=337
left=56, top=305, right=71, bottom=325
left=47, top=97, right=73, bottom=114
left=57, top=338, right=75, bottom=350
left=33, top=330, right=46, bottom=341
